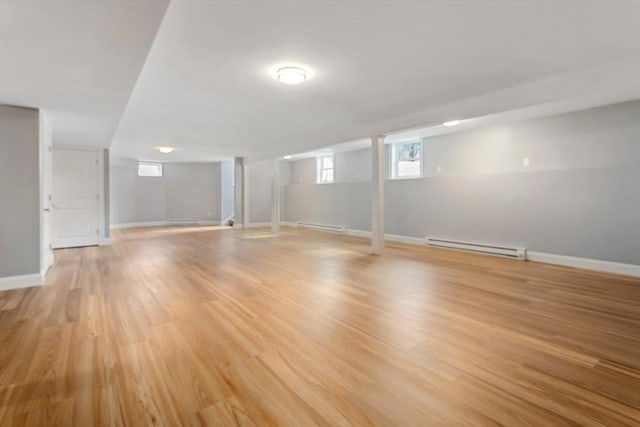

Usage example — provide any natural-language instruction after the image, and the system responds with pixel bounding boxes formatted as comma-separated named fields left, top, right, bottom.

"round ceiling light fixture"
left=277, top=67, right=307, bottom=84
left=156, top=146, right=174, bottom=154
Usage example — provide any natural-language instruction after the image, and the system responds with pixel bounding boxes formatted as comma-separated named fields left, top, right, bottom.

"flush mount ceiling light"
left=277, top=67, right=307, bottom=84
left=156, top=146, right=174, bottom=154
left=443, top=120, right=461, bottom=127
left=283, top=155, right=293, bottom=160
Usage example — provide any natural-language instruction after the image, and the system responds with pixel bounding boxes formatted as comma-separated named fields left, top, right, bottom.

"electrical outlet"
left=436, top=166, right=442, bottom=174
left=523, top=158, right=530, bottom=167
left=207, top=212, right=212, bottom=216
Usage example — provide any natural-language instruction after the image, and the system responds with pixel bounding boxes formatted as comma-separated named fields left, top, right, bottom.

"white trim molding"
left=244, top=222, right=272, bottom=229
left=236, top=221, right=296, bottom=229
left=110, top=221, right=166, bottom=230
left=527, top=251, right=640, bottom=278
left=41, top=251, right=54, bottom=277
left=385, top=233, right=426, bottom=246
left=346, top=229, right=425, bottom=246
left=346, top=229, right=640, bottom=278
left=0, top=273, right=44, bottom=291
left=345, top=229, right=370, bottom=238
left=111, top=220, right=225, bottom=230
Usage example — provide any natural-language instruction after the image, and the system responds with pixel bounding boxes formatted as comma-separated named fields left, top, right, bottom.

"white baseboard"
left=346, top=229, right=426, bottom=246
left=40, top=251, right=54, bottom=278
left=110, top=221, right=166, bottom=230
left=0, top=273, right=44, bottom=291
left=244, top=222, right=272, bottom=229
left=100, top=237, right=112, bottom=245
left=234, top=221, right=294, bottom=229
left=345, top=229, right=370, bottom=238
left=110, top=220, right=223, bottom=230
left=527, top=251, right=640, bottom=278
left=385, top=233, right=426, bottom=246
left=346, top=229, right=640, bottom=278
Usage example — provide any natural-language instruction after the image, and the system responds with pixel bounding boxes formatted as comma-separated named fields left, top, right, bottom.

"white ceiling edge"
left=280, top=138, right=371, bottom=161
left=269, top=55, right=640, bottom=162
left=109, top=153, right=234, bottom=167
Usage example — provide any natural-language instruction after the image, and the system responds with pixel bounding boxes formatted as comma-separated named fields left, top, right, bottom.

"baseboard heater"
left=426, top=237, right=526, bottom=260
left=166, top=219, right=201, bottom=225
left=296, top=221, right=346, bottom=233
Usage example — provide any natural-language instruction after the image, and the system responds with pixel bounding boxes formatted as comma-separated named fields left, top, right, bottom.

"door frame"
left=39, top=112, right=53, bottom=276
left=52, top=145, right=106, bottom=247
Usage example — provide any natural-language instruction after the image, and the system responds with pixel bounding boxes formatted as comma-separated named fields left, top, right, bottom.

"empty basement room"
left=2, top=2, right=640, bottom=427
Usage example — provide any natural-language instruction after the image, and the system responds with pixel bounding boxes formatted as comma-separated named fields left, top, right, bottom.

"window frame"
left=316, top=154, right=335, bottom=184
left=388, top=140, right=423, bottom=180
left=137, top=161, right=163, bottom=178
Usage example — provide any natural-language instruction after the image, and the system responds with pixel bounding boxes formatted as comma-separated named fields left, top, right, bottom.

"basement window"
left=317, top=155, right=335, bottom=184
left=390, top=141, right=422, bottom=179
left=138, top=162, right=163, bottom=177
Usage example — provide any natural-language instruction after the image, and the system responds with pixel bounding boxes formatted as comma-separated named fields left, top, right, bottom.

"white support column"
left=271, top=158, right=281, bottom=234
left=371, top=135, right=385, bottom=254
left=242, top=158, right=250, bottom=229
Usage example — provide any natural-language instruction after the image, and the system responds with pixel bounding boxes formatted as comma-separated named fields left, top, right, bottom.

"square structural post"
left=371, top=135, right=385, bottom=254
left=271, top=158, right=280, bottom=234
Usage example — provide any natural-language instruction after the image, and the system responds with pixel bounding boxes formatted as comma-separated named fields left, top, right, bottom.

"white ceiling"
left=110, top=0, right=640, bottom=162
left=3, top=1, right=640, bottom=162
left=0, top=0, right=169, bottom=147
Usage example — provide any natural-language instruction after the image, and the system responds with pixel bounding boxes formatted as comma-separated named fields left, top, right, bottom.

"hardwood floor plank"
left=0, top=225, right=639, bottom=425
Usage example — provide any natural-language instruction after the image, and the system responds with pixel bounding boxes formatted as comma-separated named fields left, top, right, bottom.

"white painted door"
left=52, top=148, right=99, bottom=248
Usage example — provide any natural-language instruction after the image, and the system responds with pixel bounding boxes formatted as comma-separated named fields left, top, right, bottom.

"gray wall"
left=110, top=159, right=220, bottom=225
left=289, top=149, right=371, bottom=185
left=290, top=158, right=316, bottom=185
left=0, top=105, right=40, bottom=277
left=283, top=100, right=640, bottom=265
left=165, top=163, right=220, bottom=221
left=336, top=148, right=372, bottom=182
left=247, top=159, right=290, bottom=223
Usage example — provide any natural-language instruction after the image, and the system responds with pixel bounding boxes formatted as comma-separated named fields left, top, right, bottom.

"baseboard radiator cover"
left=426, top=237, right=526, bottom=260
left=296, top=221, right=346, bottom=233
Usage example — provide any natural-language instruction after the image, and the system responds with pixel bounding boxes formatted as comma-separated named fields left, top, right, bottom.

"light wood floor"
left=1, top=226, right=640, bottom=426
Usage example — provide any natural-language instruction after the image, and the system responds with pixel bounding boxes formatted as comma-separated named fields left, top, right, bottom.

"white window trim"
left=388, top=140, right=423, bottom=180
left=138, top=161, right=163, bottom=178
left=316, top=154, right=335, bottom=184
